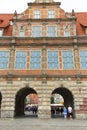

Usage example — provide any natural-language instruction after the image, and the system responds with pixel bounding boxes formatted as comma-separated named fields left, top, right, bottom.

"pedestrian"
left=68, top=105, right=73, bottom=119
left=63, top=107, right=67, bottom=119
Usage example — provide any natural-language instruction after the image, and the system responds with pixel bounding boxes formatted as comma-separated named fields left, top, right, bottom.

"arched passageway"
left=51, top=87, right=74, bottom=118
left=15, top=87, right=38, bottom=118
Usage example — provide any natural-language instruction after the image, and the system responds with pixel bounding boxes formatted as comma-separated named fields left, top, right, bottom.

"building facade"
left=0, top=0, right=87, bottom=119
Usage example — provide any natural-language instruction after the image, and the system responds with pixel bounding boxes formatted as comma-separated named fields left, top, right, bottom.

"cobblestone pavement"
left=0, top=118, right=87, bottom=130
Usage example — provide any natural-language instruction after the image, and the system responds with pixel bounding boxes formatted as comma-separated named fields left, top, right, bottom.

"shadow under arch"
left=51, top=87, right=75, bottom=118
left=15, top=86, right=37, bottom=117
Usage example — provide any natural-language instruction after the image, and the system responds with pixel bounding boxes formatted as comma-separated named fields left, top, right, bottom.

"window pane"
left=80, top=50, right=87, bottom=69
left=62, top=51, right=74, bottom=69
left=48, top=10, right=54, bottom=18
left=0, top=51, right=9, bottom=69
left=15, top=51, right=26, bottom=69
left=48, top=51, right=58, bottom=69
left=19, top=31, right=24, bottom=37
left=30, top=51, right=41, bottom=69
left=47, top=26, right=56, bottom=37
left=0, top=30, right=2, bottom=36
left=34, top=10, right=40, bottom=19
left=32, top=26, right=41, bottom=37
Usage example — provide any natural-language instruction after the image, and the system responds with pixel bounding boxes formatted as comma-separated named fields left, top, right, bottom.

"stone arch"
left=14, top=86, right=38, bottom=117
left=51, top=86, right=75, bottom=118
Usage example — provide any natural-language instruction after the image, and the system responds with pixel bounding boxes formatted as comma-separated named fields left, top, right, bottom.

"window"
left=62, top=51, right=74, bottom=69
left=46, top=0, right=50, bottom=3
left=64, top=30, right=70, bottom=37
left=15, top=51, right=26, bottom=69
left=34, top=10, right=40, bottom=19
left=48, top=10, right=54, bottom=18
left=80, top=50, right=87, bottom=69
left=19, top=26, right=24, bottom=37
left=19, top=31, right=24, bottom=37
left=30, top=51, right=41, bottom=69
left=64, top=26, right=70, bottom=37
left=0, top=51, right=9, bottom=69
left=47, top=26, right=56, bottom=37
left=0, top=30, right=2, bottom=36
left=39, top=0, right=43, bottom=3
left=32, top=26, right=41, bottom=37
left=48, top=51, right=58, bottom=69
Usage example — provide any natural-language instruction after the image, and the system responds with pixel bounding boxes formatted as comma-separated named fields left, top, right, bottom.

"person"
left=63, top=107, right=67, bottom=119
left=68, top=105, right=73, bottom=119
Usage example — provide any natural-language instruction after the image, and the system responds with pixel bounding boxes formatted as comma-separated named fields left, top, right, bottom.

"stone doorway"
left=51, top=87, right=74, bottom=118
left=15, top=87, right=38, bottom=118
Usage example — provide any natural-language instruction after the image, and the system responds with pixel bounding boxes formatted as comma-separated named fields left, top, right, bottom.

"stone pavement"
left=0, top=118, right=87, bottom=130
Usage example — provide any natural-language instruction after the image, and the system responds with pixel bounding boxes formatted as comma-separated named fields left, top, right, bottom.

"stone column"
left=41, top=45, right=47, bottom=84
left=42, top=21, right=47, bottom=37
left=72, top=19, right=76, bottom=36
left=8, top=45, right=15, bottom=83
left=1, top=84, right=15, bottom=118
left=37, top=85, right=51, bottom=119
left=73, top=43, right=81, bottom=83
left=57, top=19, right=60, bottom=36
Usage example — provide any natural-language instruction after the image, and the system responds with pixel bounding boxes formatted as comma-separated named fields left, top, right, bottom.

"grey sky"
left=0, top=0, right=87, bottom=14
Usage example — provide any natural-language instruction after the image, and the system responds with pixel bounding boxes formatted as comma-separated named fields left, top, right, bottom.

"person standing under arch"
left=68, top=105, right=73, bottom=119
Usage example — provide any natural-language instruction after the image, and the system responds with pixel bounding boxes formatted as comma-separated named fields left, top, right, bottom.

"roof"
left=0, top=14, right=13, bottom=28
left=75, top=12, right=87, bottom=35
left=0, top=12, right=87, bottom=36
left=0, top=14, right=13, bottom=36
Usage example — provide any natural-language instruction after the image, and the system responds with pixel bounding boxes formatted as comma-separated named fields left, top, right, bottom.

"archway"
left=15, top=87, right=38, bottom=117
left=51, top=87, right=74, bottom=118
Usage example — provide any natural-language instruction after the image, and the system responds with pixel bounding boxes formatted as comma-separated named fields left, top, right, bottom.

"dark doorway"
left=15, top=87, right=38, bottom=118
left=51, top=87, right=74, bottom=118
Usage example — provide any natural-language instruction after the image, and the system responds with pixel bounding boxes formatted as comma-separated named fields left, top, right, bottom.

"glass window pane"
left=0, top=51, right=9, bottom=69
left=62, top=51, right=74, bottom=69
left=15, top=51, right=26, bottom=69
left=48, top=51, right=58, bottom=69
left=30, top=51, right=41, bottom=69
left=47, top=26, right=56, bottom=37
left=32, top=26, right=41, bottom=37
left=80, top=50, right=87, bottom=69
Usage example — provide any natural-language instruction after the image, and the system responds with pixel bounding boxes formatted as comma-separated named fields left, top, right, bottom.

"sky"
left=0, top=0, right=87, bottom=14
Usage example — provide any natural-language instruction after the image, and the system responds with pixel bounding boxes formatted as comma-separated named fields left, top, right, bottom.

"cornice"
left=27, top=2, right=61, bottom=7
